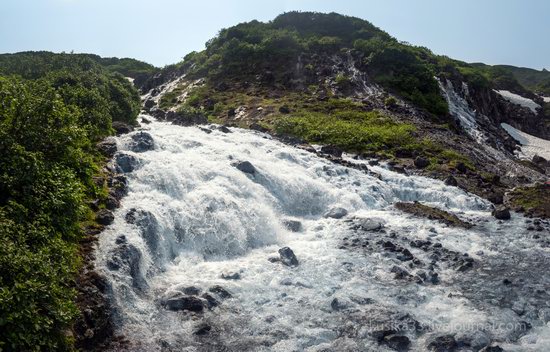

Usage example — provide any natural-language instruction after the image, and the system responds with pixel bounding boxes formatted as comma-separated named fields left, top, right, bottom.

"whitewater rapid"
left=96, top=116, right=550, bottom=351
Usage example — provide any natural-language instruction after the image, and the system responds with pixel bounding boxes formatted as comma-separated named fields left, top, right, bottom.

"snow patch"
left=495, top=90, right=540, bottom=113
left=501, top=123, right=550, bottom=160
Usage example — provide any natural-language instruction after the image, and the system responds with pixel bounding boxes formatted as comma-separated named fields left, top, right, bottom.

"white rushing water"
left=438, top=79, right=488, bottom=144
left=495, top=90, right=541, bottom=114
left=96, top=116, right=550, bottom=351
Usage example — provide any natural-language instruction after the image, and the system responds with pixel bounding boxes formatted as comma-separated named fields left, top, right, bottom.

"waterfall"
left=96, top=117, right=550, bottom=351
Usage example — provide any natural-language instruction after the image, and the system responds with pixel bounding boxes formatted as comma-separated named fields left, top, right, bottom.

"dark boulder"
left=391, top=266, right=410, bottom=280
left=532, top=154, right=547, bottom=165
left=150, top=107, right=166, bottom=119
left=414, top=156, right=430, bottom=169
left=141, top=117, right=151, bottom=124
left=143, top=99, right=155, bottom=110
left=427, top=335, right=458, bottom=352
left=384, top=335, right=411, bottom=351
left=232, top=161, right=256, bottom=175
left=115, top=153, right=140, bottom=173
left=278, top=247, right=299, bottom=267
left=319, top=145, right=343, bottom=158
left=194, top=323, right=211, bottom=336
left=129, top=132, right=154, bottom=152
left=105, top=195, right=120, bottom=210
left=444, top=176, right=458, bottom=187
left=97, top=138, right=117, bottom=157
left=96, top=209, right=114, bottom=226
left=283, top=220, right=302, bottom=232
left=162, top=293, right=204, bottom=312
left=324, top=207, right=348, bottom=219
left=112, top=121, right=134, bottom=135
left=492, top=206, right=511, bottom=220
left=208, top=285, right=232, bottom=299
left=479, top=346, right=503, bottom=352
left=218, top=125, right=231, bottom=133
left=201, top=293, right=219, bottom=309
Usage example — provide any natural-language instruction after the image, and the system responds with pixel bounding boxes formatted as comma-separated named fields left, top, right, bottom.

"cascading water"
left=96, top=116, right=550, bottom=351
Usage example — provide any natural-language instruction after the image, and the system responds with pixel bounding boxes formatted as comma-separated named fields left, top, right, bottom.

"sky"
left=2, top=0, right=549, bottom=70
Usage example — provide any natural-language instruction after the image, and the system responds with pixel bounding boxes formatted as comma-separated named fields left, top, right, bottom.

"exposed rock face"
left=427, top=334, right=458, bottom=352
left=106, top=241, right=147, bottom=292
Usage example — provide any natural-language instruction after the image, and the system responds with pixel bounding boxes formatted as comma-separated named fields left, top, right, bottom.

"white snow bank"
left=495, top=90, right=540, bottom=113
left=501, top=123, right=550, bottom=160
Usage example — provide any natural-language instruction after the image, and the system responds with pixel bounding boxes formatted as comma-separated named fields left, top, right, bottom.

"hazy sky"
left=2, top=0, right=549, bottom=69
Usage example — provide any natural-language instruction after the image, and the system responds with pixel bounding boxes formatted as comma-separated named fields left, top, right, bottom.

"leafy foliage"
left=0, top=53, right=141, bottom=350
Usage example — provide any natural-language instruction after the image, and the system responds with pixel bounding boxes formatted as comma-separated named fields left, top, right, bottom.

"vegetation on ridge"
left=0, top=52, right=141, bottom=350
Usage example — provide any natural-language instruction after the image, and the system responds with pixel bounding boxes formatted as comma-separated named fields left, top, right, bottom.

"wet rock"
left=194, top=323, right=211, bottom=336
left=492, top=206, right=511, bottom=220
left=444, top=176, right=458, bottom=187
left=427, top=334, right=458, bottom=352
left=106, top=243, right=146, bottom=291
left=129, top=132, right=154, bottom=152
left=150, top=107, right=166, bottom=119
left=391, top=266, right=410, bottom=280
left=330, top=298, right=348, bottom=311
left=208, top=285, right=232, bottom=299
left=479, top=346, right=503, bottom=352
left=109, top=175, right=129, bottom=200
left=414, top=156, right=430, bottom=169
left=351, top=218, right=384, bottom=232
left=105, top=195, right=120, bottom=210
left=532, top=154, right=547, bottom=165
left=227, top=108, right=236, bottom=117
left=125, top=209, right=160, bottom=255
left=319, top=145, right=343, bottom=158
left=141, top=117, right=151, bottom=124
left=143, top=99, right=155, bottom=110
left=278, top=247, right=299, bottom=267
left=112, top=121, right=134, bottom=135
left=115, top=153, right=140, bottom=173
left=395, top=202, right=473, bottom=228
left=162, top=293, right=205, bottom=312
left=97, top=138, right=117, bottom=157
left=221, top=272, right=241, bottom=280
left=232, top=160, right=256, bottom=174
left=384, top=335, right=411, bottom=351
left=96, top=209, right=114, bottom=226
left=324, top=207, right=348, bottom=219
left=180, top=286, right=201, bottom=295
left=283, top=220, right=302, bottom=232
left=201, top=293, right=219, bottom=308
left=218, top=125, right=231, bottom=133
